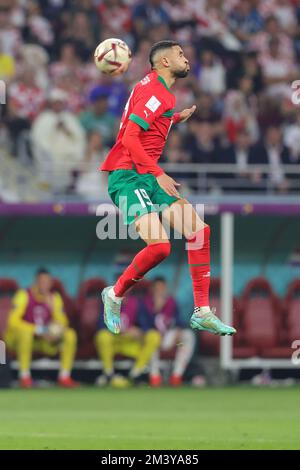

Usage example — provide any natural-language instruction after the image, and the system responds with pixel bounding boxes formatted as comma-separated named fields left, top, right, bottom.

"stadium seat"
left=239, top=277, right=281, bottom=356
left=264, top=279, right=300, bottom=358
left=198, top=279, right=255, bottom=358
left=0, top=279, right=19, bottom=340
left=283, top=279, right=300, bottom=337
left=76, top=278, right=107, bottom=359
left=51, top=278, right=77, bottom=327
left=129, top=279, right=151, bottom=296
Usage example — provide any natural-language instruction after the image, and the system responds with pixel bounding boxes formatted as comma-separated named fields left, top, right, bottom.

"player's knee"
left=64, top=328, right=77, bottom=346
left=161, top=241, right=171, bottom=258
left=145, top=329, right=161, bottom=349
left=95, top=329, right=114, bottom=348
left=15, top=326, right=34, bottom=343
left=187, top=224, right=210, bottom=245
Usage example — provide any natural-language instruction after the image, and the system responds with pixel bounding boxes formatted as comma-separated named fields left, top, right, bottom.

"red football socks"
left=187, top=226, right=211, bottom=307
left=114, top=242, right=171, bottom=297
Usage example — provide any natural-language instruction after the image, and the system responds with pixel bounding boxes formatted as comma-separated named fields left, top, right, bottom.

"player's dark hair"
left=149, top=40, right=181, bottom=69
left=36, top=267, right=50, bottom=277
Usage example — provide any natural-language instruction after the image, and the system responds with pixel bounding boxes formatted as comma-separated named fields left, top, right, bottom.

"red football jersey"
left=100, top=70, right=179, bottom=175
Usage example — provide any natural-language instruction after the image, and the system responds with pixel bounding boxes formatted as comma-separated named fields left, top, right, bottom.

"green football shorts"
left=108, top=169, right=179, bottom=225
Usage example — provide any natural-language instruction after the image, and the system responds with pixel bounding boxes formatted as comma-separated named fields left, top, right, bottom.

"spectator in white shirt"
left=261, top=37, right=298, bottom=98
left=198, top=50, right=226, bottom=96
left=75, top=131, right=109, bottom=200
left=284, top=113, right=300, bottom=162
left=249, top=126, right=291, bottom=191
left=31, top=89, right=86, bottom=193
left=0, top=5, right=21, bottom=57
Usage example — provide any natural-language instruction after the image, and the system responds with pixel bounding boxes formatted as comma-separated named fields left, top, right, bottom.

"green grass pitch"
left=0, top=386, right=300, bottom=450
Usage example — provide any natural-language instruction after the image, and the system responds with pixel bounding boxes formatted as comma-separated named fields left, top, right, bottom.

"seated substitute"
left=5, top=268, right=78, bottom=388
left=95, top=293, right=161, bottom=387
left=140, top=277, right=196, bottom=387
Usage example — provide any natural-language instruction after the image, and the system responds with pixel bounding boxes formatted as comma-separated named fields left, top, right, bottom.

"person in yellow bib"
left=5, top=268, right=79, bottom=389
left=95, top=293, right=161, bottom=387
left=0, top=42, right=15, bottom=82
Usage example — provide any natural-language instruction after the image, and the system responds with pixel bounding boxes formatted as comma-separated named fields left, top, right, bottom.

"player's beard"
left=172, top=67, right=189, bottom=79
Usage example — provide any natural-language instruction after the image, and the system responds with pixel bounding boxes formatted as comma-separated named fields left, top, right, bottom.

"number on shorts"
left=134, top=188, right=153, bottom=208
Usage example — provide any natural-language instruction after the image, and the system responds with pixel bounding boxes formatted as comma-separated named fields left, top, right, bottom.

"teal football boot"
left=101, top=286, right=122, bottom=334
left=190, top=307, right=236, bottom=336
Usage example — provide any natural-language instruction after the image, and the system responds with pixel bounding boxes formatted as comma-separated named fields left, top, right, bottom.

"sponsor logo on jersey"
left=145, top=95, right=161, bottom=113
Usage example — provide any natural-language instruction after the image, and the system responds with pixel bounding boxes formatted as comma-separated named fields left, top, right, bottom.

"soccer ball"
left=94, top=38, right=132, bottom=74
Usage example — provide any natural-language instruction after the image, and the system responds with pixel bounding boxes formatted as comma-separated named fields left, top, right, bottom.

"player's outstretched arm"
left=122, top=120, right=180, bottom=198
left=174, top=105, right=196, bottom=123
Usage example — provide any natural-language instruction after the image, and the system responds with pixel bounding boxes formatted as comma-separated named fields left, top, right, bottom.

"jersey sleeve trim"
left=162, top=109, right=175, bottom=117
left=129, top=113, right=149, bottom=131
left=173, top=112, right=181, bottom=124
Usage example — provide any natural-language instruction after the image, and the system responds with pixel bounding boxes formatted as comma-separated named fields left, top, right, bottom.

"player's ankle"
left=110, top=287, right=123, bottom=303
left=194, top=306, right=210, bottom=316
left=169, top=374, right=183, bottom=387
left=129, top=368, right=143, bottom=379
left=105, top=371, right=113, bottom=382
left=20, top=376, right=33, bottom=388
left=58, top=370, right=70, bottom=380
left=150, top=374, right=162, bottom=387
left=20, top=370, right=31, bottom=379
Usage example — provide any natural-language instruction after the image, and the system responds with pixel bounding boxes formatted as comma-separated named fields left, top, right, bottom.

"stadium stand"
left=76, top=277, right=107, bottom=359
left=1, top=0, right=300, bottom=200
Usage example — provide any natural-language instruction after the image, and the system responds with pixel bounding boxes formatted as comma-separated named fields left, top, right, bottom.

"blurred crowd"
left=1, top=0, right=300, bottom=198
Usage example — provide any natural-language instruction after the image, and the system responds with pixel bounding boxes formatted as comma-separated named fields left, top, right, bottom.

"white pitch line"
left=0, top=431, right=291, bottom=444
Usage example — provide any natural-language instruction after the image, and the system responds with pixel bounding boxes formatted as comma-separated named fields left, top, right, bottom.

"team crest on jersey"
left=145, top=95, right=161, bottom=113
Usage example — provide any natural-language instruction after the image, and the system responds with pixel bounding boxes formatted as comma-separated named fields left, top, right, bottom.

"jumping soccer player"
left=100, top=40, right=236, bottom=337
